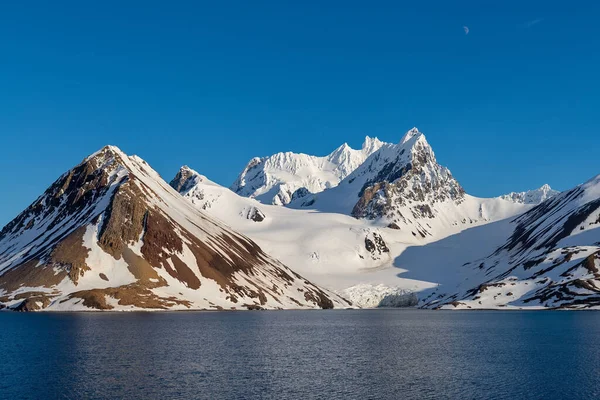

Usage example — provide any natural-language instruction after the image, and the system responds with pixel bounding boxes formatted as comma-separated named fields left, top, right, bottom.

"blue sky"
left=0, top=1, right=599, bottom=226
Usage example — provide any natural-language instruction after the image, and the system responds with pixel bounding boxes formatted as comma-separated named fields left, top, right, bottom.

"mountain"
left=0, top=146, right=348, bottom=311
left=291, top=128, right=527, bottom=239
left=171, top=129, right=538, bottom=308
left=4, top=132, right=594, bottom=311
left=411, top=174, right=600, bottom=309
left=499, top=184, right=560, bottom=204
left=230, top=136, right=384, bottom=205
left=171, top=166, right=402, bottom=296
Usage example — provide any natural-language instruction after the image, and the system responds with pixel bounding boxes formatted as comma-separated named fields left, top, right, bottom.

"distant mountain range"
left=231, top=136, right=384, bottom=205
left=498, top=184, right=560, bottom=204
left=4, top=127, right=599, bottom=311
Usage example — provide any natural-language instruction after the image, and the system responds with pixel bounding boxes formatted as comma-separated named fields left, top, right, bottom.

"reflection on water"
left=1, top=310, right=600, bottom=399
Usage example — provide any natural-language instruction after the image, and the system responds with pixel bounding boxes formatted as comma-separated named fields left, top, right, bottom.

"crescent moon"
left=463, top=26, right=469, bottom=35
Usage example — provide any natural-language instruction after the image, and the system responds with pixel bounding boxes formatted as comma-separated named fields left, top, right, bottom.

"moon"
left=463, top=26, right=469, bottom=35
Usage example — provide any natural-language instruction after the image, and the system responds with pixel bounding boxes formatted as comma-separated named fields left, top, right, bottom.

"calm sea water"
left=1, top=310, right=599, bottom=399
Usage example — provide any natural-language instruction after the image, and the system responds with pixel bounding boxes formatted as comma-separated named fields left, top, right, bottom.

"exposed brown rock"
left=140, top=210, right=183, bottom=268
left=350, top=137, right=465, bottom=224
left=0, top=147, right=133, bottom=245
left=49, top=227, right=90, bottom=284
left=98, top=182, right=148, bottom=259
left=304, top=290, right=334, bottom=309
left=122, top=247, right=167, bottom=287
left=352, top=182, right=387, bottom=218
left=0, top=259, right=68, bottom=293
left=169, top=166, right=197, bottom=192
left=14, top=295, right=52, bottom=312
left=70, top=290, right=112, bottom=310
left=582, top=253, right=599, bottom=274
left=166, top=255, right=201, bottom=290
left=13, top=291, right=54, bottom=300
left=70, top=284, right=192, bottom=310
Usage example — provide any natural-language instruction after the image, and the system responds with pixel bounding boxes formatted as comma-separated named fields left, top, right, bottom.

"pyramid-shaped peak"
left=176, top=164, right=201, bottom=180
left=171, top=165, right=199, bottom=192
left=0, top=145, right=344, bottom=311
left=96, top=144, right=126, bottom=156
left=170, top=165, right=214, bottom=193
left=329, top=142, right=352, bottom=155
left=102, top=144, right=123, bottom=153
left=84, top=144, right=128, bottom=164
left=400, top=127, right=422, bottom=145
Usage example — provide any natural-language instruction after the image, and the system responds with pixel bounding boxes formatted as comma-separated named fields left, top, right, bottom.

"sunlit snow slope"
left=414, top=175, right=600, bottom=310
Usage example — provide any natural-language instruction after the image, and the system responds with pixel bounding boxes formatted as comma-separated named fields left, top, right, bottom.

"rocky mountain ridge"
left=419, top=174, right=600, bottom=309
left=289, top=128, right=527, bottom=239
left=230, top=136, right=384, bottom=205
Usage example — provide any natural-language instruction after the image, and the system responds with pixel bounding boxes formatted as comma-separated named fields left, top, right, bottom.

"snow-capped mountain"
left=171, top=166, right=402, bottom=294
left=4, top=130, right=597, bottom=311
left=171, top=128, right=541, bottom=308
left=292, top=128, right=527, bottom=239
left=499, top=184, right=560, bottom=204
left=414, top=174, right=600, bottom=309
left=230, top=136, right=384, bottom=205
left=0, top=146, right=347, bottom=311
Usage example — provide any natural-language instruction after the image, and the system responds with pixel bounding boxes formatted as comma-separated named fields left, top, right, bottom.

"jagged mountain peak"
left=400, top=127, right=422, bottom=144
left=327, top=142, right=352, bottom=158
left=230, top=136, right=386, bottom=205
left=170, top=165, right=202, bottom=193
left=335, top=142, right=351, bottom=150
left=291, top=128, right=521, bottom=239
left=348, top=128, right=464, bottom=223
left=362, top=136, right=383, bottom=153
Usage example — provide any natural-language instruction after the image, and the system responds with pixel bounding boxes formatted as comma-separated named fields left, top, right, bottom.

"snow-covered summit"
left=291, top=128, right=527, bottom=238
left=293, top=128, right=462, bottom=215
left=230, top=136, right=385, bottom=205
left=400, top=127, right=421, bottom=144
left=362, top=136, right=384, bottom=154
left=499, top=184, right=560, bottom=205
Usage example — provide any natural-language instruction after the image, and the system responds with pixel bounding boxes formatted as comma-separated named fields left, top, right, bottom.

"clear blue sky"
left=1, top=1, right=599, bottom=226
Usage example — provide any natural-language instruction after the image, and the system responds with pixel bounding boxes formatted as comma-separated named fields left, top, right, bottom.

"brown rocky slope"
left=0, top=146, right=349, bottom=311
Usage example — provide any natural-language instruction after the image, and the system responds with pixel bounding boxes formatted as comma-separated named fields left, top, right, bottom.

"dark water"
left=1, top=310, right=600, bottom=400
